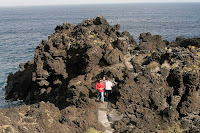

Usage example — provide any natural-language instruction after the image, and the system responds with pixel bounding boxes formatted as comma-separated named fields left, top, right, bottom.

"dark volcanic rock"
left=112, top=47, right=200, bottom=132
left=139, top=32, right=167, bottom=51
left=4, top=16, right=200, bottom=132
left=173, top=36, right=200, bottom=48
left=0, top=102, right=70, bottom=132
left=6, top=15, right=136, bottom=109
left=104, top=48, right=124, bottom=65
left=0, top=102, right=103, bottom=133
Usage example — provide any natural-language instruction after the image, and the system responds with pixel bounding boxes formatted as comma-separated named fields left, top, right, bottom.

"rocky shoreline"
left=1, top=16, right=199, bottom=132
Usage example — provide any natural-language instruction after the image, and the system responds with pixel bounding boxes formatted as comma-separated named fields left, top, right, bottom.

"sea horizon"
left=0, top=2, right=200, bottom=7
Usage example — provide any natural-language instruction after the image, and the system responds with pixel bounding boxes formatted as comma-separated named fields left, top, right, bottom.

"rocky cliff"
left=2, top=16, right=200, bottom=133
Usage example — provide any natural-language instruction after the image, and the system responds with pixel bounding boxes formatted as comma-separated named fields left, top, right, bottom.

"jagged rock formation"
left=3, top=16, right=200, bottom=132
left=5, top=15, right=137, bottom=110
left=113, top=46, right=200, bottom=132
left=171, top=36, right=200, bottom=48
left=138, top=32, right=168, bottom=50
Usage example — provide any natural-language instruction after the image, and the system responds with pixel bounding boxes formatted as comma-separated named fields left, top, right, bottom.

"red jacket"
left=96, top=82, right=105, bottom=92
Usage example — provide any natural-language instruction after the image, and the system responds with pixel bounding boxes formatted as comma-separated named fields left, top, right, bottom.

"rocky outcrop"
left=113, top=47, right=200, bottom=132
left=5, top=15, right=136, bottom=110
left=138, top=32, right=168, bottom=51
left=0, top=102, right=104, bottom=133
left=3, top=16, right=200, bottom=132
left=172, top=36, right=200, bottom=48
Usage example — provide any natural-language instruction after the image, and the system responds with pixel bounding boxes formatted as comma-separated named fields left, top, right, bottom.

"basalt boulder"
left=173, top=36, right=200, bottom=48
left=139, top=32, right=167, bottom=51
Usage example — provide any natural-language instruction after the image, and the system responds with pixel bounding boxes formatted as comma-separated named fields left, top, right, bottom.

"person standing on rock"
left=96, top=79, right=105, bottom=103
left=102, top=76, right=106, bottom=84
left=105, top=78, right=113, bottom=99
left=102, top=76, right=107, bottom=98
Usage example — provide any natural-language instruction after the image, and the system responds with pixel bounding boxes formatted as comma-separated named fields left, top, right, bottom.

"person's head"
left=99, top=78, right=102, bottom=82
left=103, top=76, right=106, bottom=81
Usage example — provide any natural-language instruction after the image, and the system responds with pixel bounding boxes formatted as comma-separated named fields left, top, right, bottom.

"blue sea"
left=0, top=3, right=200, bottom=108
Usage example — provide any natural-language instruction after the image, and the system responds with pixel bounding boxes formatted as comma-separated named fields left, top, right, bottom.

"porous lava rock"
left=113, top=47, right=200, bottom=132
left=5, top=15, right=136, bottom=110
left=139, top=32, right=167, bottom=51
left=3, top=16, right=200, bottom=132
left=0, top=102, right=104, bottom=133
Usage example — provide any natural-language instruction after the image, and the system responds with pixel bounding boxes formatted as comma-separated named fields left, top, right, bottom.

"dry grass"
left=165, top=123, right=183, bottom=133
left=85, top=128, right=101, bottom=133
left=161, top=60, right=171, bottom=70
left=156, top=123, right=183, bottom=133
left=147, top=61, right=160, bottom=72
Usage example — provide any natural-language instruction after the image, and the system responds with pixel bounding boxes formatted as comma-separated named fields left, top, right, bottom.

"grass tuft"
left=85, top=128, right=101, bottom=133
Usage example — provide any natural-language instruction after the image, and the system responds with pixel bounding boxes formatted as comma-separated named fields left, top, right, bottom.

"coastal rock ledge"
left=2, top=16, right=200, bottom=132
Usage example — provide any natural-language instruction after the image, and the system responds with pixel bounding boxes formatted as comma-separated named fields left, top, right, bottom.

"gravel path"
left=98, top=102, right=114, bottom=133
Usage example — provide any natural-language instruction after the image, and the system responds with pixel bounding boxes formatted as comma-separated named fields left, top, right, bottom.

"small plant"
left=156, top=122, right=183, bottom=133
left=188, top=45, right=195, bottom=50
left=147, top=61, right=160, bottom=72
left=152, top=50, right=156, bottom=53
left=67, top=42, right=71, bottom=50
left=192, top=64, right=199, bottom=69
left=166, top=123, right=183, bottom=133
left=1, top=125, right=14, bottom=133
left=184, top=67, right=192, bottom=72
left=161, top=60, right=171, bottom=70
left=172, top=63, right=178, bottom=69
left=85, top=128, right=101, bottom=133
left=147, top=53, right=152, bottom=57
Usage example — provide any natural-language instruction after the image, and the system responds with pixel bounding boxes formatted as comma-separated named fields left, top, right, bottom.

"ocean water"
left=0, top=3, right=200, bottom=108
